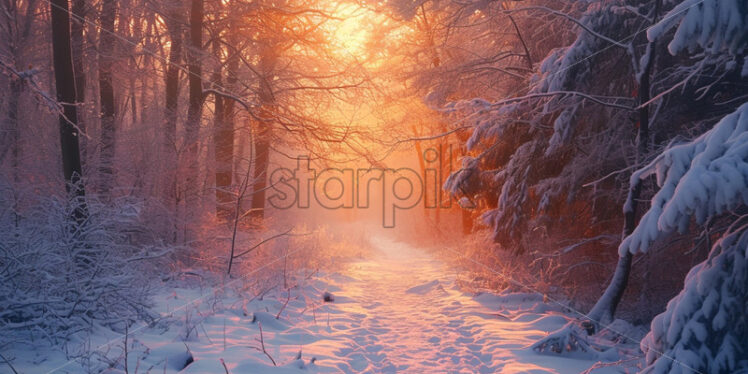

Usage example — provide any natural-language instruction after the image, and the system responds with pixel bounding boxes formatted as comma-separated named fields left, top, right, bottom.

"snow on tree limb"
left=647, top=0, right=748, bottom=55
left=619, top=102, right=748, bottom=256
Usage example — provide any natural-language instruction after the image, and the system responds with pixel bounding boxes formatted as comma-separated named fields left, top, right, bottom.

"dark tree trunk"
left=7, top=79, right=21, bottom=181
left=71, top=0, right=86, bottom=158
left=51, top=0, right=87, bottom=222
left=184, top=0, right=203, bottom=206
left=249, top=51, right=275, bottom=222
left=163, top=16, right=181, bottom=155
left=98, top=0, right=117, bottom=196
left=213, top=41, right=234, bottom=220
left=588, top=0, right=660, bottom=327
left=162, top=6, right=183, bottom=238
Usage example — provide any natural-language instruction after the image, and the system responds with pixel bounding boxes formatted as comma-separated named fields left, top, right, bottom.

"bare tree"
left=50, top=0, right=87, bottom=222
left=71, top=0, right=86, bottom=157
left=98, top=0, right=117, bottom=196
left=1, top=0, right=38, bottom=181
left=184, top=0, right=204, bottom=212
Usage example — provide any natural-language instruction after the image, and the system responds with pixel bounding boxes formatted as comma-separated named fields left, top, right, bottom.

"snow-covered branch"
left=619, top=103, right=748, bottom=256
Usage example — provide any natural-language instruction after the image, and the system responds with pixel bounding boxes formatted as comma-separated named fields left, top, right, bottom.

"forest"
left=0, top=0, right=746, bottom=373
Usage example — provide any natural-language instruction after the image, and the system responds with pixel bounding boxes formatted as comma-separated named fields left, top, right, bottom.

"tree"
left=435, top=0, right=745, bottom=339
left=50, top=0, right=87, bottom=222
left=184, top=0, right=204, bottom=211
left=71, top=0, right=86, bottom=158
left=441, top=1, right=640, bottom=257
left=376, top=0, right=542, bottom=233
left=1, top=0, right=38, bottom=182
left=211, top=0, right=239, bottom=220
left=162, top=0, right=184, bottom=240
left=591, top=0, right=748, bottom=326
left=632, top=103, right=748, bottom=373
left=249, top=44, right=276, bottom=222
left=588, top=0, right=661, bottom=327
left=212, top=37, right=231, bottom=219
left=98, top=0, right=117, bottom=196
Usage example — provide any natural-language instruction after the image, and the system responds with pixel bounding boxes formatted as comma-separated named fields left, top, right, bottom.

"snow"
left=5, top=234, right=632, bottom=373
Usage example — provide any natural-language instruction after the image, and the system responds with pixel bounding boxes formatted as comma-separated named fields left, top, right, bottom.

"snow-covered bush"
left=0, top=179, right=171, bottom=347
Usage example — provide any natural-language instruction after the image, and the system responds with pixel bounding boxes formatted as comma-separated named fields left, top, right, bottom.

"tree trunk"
left=234, top=119, right=247, bottom=191
left=249, top=48, right=276, bottom=222
left=6, top=79, right=21, bottom=182
left=162, top=5, right=182, bottom=241
left=588, top=0, right=659, bottom=327
left=51, top=0, right=87, bottom=223
left=71, top=0, right=86, bottom=160
left=163, top=15, right=181, bottom=156
left=250, top=114, right=271, bottom=221
left=184, top=0, right=203, bottom=208
left=213, top=41, right=235, bottom=220
left=98, top=0, right=116, bottom=196
left=2, top=0, right=38, bottom=181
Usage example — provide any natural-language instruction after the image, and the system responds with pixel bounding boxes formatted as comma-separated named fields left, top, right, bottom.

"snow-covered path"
left=297, top=235, right=614, bottom=374
left=22, top=234, right=626, bottom=373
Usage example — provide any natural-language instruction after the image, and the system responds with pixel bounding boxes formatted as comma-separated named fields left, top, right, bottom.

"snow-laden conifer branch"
left=619, top=103, right=748, bottom=256
left=640, top=223, right=748, bottom=373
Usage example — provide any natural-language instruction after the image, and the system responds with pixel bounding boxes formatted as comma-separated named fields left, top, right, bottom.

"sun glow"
left=328, top=4, right=376, bottom=58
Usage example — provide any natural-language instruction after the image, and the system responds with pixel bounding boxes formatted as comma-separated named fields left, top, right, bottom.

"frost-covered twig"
left=560, top=235, right=618, bottom=254
left=488, top=91, right=634, bottom=111
left=232, top=229, right=294, bottom=260
left=0, top=58, right=90, bottom=139
left=220, top=358, right=230, bottom=374
left=276, top=288, right=292, bottom=320
left=257, top=322, right=277, bottom=366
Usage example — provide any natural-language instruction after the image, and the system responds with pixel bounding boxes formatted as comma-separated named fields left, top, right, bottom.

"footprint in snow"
left=405, top=280, right=446, bottom=295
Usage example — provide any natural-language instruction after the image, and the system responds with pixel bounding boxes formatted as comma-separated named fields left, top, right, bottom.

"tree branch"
left=232, top=229, right=294, bottom=260
left=505, top=6, right=628, bottom=49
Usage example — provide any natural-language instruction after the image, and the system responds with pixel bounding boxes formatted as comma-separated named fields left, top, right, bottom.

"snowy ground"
left=7, top=234, right=637, bottom=373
